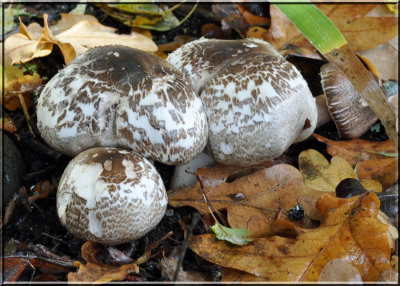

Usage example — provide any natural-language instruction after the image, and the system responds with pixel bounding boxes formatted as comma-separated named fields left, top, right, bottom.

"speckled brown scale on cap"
left=320, top=63, right=378, bottom=139
left=37, top=45, right=208, bottom=165
left=167, top=38, right=317, bottom=166
left=57, top=147, right=168, bottom=245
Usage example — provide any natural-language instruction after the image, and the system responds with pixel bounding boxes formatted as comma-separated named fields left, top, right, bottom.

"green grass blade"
left=274, top=3, right=347, bottom=54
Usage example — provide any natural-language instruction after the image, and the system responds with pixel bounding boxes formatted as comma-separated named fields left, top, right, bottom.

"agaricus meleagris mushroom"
left=320, top=63, right=378, bottom=139
left=57, top=147, right=167, bottom=245
left=36, top=45, right=208, bottom=165
left=167, top=38, right=317, bottom=166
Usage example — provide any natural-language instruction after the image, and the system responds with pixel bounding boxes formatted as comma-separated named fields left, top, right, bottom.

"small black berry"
left=288, top=205, right=305, bottom=221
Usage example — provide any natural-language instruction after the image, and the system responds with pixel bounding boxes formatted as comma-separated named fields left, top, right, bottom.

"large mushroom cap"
left=57, top=147, right=167, bottom=245
left=37, top=45, right=208, bottom=165
left=167, top=38, right=317, bottom=166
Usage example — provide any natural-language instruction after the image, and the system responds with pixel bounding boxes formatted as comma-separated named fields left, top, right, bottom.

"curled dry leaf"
left=168, top=164, right=325, bottom=238
left=313, top=133, right=398, bottom=190
left=67, top=241, right=139, bottom=283
left=4, top=13, right=157, bottom=65
left=298, top=149, right=382, bottom=193
left=190, top=192, right=393, bottom=282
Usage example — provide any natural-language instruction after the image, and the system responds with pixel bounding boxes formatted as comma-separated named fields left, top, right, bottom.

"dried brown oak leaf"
left=4, top=13, right=157, bottom=65
left=67, top=241, right=139, bottom=283
left=168, top=164, right=325, bottom=238
left=190, top=192, right=393, bottom=282
left=313, top=134, right=398, bottom=190
left=264, top=4, right=397, bottom=52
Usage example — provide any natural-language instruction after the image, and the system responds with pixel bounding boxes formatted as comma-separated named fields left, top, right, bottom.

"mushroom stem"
left=315, top=93, right=332, bottom=128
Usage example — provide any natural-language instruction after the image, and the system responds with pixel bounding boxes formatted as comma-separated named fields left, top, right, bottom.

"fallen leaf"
left=210, top=221, right=252, bottom=245
left=1, top=256, right=74, bottom=282
left=317, top=4, right=377, bottom=19
left=313, top=134, right=398, bottom=190
left=264, top=4, right=397, bottom=53
left=190, top=192, right=393, bottom=281
left=67, top=242, right=139, bottom=283
left=331, top=16, right=398, bottom=51
left=169, top=164, right=325, bottom=238
left=236, top=4, right=269, bottom=27
left=299, top=149, right=382, bottom=193
left=4, top=13, right=157, bottom=65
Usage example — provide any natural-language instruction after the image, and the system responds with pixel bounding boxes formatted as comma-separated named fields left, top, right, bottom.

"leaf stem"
left=196, top=174, right=225, bottom=226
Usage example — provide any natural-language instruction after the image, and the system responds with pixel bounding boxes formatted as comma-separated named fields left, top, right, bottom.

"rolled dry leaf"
left=320, top=63, right=378, bottom=138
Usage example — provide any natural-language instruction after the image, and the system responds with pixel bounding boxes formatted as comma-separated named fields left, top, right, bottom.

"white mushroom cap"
left=167, top=38, right=317, bottom=166
left=320, top=63, right=378, bottom=139
left=36, top=45, right=208, bottom=165
left=57, top=147, right=167, bottom=245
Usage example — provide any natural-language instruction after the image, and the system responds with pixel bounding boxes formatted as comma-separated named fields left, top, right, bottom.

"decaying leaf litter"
left=1, top=2, right=398, bottom=283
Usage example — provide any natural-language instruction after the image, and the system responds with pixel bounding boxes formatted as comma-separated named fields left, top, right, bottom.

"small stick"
left=196, top=174, right=225, bottom=225
left=18, top=93, right=35, bottom=137
left=41, top=232, right=69, bottom=245
left=172, top=212, right=201, bottom=282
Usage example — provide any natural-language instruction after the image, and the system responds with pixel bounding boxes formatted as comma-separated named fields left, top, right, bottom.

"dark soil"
left=2, top=3, right=393, bottom=283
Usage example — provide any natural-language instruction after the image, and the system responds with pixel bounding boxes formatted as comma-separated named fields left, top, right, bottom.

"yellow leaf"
left=190, top=193, right=392, bottom=282
left=4, top=13, right=158, bottom=65
left=313, top=134, right=398, bottom=190
left=298, top=149, right=382, bottom=193
left=299, top=149, right=355, bottom=192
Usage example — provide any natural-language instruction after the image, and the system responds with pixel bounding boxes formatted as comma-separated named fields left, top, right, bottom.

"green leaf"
left=274, top=1, right=347, bottom=54
left=210, top=221, right=252, bottom=246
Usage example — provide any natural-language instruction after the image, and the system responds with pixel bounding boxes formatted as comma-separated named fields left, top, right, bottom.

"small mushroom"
left=320, top=63, right=378, bottom=138
left=36, top=45, right=208, bottom=165
left=167, top=38, right=317, bottom=166
left=318, top=259, right=362, bottom=282
left=57, top=147, right=167, bottom=245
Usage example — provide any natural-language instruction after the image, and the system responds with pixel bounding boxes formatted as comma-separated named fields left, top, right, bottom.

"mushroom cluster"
left=37, top=45, right=208, bottom=165
left=37, top=45, right=209, bottom=245
left=167, top=38, right=318, bottom=166
left=40, top=38, right=320, bottom=244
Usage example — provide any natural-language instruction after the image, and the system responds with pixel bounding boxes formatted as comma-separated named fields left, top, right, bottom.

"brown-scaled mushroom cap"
left=36, top=45, right=208, bottom=165
left=57, top=147, right=167, bottom=245
left=320, top=63, right=378, bottom=139
left=167, top=38, right=317, bottom=166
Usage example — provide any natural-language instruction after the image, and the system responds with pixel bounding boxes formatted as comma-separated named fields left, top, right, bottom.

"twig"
left=24, top=164, right=57, bottom=180
left=172, top=212, right=201, bottom=282
left=41, top=232, right=69, bottom=245
left=18, top=93, right=35, bottom=137
left=196, top=174, right=225, bottom=225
